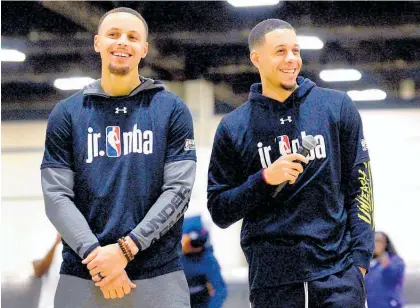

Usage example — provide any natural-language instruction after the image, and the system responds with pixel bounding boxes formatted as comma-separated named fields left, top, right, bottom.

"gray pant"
left=54, top=271, right=190, bottom=308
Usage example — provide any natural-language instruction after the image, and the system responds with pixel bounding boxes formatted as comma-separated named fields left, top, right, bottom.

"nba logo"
left=184, top=139, right=196, bottom=151
left=106, top=126, right=121, bottom=157
left=275, top=135, right=291, bottom=156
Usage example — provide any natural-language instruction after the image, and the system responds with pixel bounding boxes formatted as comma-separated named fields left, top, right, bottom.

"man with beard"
left=207, top=19, right=374, bottom=307
left=41, top=7, right=196, bottom=307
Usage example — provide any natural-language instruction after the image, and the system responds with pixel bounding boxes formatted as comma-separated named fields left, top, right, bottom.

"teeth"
left=281, top=69, right=295, bottom=73
left=113, top=52, right=129, bottom=58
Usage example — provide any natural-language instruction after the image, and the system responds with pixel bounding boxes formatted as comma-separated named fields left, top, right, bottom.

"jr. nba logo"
left=275, top=135, right=291, bottom=156
left=106, top=126, right=121, bottom=157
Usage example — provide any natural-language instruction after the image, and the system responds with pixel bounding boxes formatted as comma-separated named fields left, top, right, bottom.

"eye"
left=129, top=35, right=139, bottom=41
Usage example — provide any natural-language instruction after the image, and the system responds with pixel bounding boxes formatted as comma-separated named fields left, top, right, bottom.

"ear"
left=93, top=35, right=100, bottom=53
left=141, top=41, right=149, bottom=59
left=250, top=49, right=260, bottom=69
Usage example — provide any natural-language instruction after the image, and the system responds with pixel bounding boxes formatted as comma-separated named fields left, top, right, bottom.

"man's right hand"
left=99, top=270, right=136, bottom=300
left=263, top=153, right=308, bottom=185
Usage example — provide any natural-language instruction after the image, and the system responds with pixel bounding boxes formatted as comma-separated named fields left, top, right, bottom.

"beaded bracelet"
left=117, top=239, right=129, bottom=262
left=118, top=237, right=134, bottom=262
left=121, top=237, right=134, bottom=261
left=123, top=238, right=135, bottom=259
left=118, top=238, right=133, bottom=262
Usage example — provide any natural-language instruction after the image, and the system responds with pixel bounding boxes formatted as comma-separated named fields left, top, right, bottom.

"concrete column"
left=163, top=81, right=185, bottom=100
left=184, top=79, right=215, bottom=147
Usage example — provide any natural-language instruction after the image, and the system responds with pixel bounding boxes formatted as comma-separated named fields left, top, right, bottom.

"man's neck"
left=101, top=70, right=141, bottom=97
left=261, top=78, right=298, bottom=103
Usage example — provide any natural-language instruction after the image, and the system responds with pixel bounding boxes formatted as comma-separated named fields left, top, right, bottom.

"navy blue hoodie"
left=207, top=77, right=374, bottom=290
left=41, top=78, right=196, bottom=280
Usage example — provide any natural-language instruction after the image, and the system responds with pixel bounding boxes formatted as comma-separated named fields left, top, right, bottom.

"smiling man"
left=41, top=7, right=195, bottom=308
left=207, top=19, right=374, bottom=307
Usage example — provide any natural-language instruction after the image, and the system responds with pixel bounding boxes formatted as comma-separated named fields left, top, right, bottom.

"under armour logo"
left=280, top=116, right=292, bottom=124
left=115, top=107, right=128, bottom=114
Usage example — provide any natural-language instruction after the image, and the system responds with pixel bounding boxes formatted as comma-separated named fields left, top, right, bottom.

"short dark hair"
left=97, top=7, right=148, bottom=39
left=248, top=19, right=295, bottom=51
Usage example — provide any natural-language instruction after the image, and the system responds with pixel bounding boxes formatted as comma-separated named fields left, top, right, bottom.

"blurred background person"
left=182, top=216, right=227, bottom=308
left=365, top=231, right=406, bottom=308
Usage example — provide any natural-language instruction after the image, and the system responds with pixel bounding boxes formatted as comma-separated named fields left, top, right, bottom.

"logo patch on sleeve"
left=361, top=139, right=368, bottom=151
left=184, top=139, right=196, bottom=151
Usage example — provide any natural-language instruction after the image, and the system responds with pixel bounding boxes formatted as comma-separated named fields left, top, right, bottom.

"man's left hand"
left=99, top=270, right=136, bottom=299
left=82, top=244, right=128, bottom=286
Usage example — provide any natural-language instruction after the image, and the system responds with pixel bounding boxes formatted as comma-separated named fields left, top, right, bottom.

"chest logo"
left=106, top=126, right=121, bottom=157
left=280, top=116, right=292, bottom=124
left=86, top=124, right=153, bottom=163
left=115, top=107, right=128, bottom=114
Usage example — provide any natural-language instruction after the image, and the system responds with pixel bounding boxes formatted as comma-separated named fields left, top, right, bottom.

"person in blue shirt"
left=181, top=216, right=227, bottom=308
left=41, top=7, right=196, bottom=307
left=207, top=19, right=374, bottom=307
left=366, top=232, right=405, bottom=308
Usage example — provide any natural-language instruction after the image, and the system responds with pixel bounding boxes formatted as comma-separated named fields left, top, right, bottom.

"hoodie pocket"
left=247, top=243, right=309, bottom=290
left=353, top=265, right=366, bottom=294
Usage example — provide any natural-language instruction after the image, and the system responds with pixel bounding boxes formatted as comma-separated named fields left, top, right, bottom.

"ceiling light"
left=54, top=77, right=95, bottom=91
left=1, top=49, right=26, bottom=62
left=347, top=89, right=387, bottom=101
left=227, top=0, right=279, bottom=7
left=319, top=69, right=362, bottom=82
left=297, top=36, right=324, bottom=50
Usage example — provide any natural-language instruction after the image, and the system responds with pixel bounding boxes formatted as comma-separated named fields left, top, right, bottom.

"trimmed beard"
left=280, top=82, right=297, bottom=91
left=108, top=64, right=130, bottom=76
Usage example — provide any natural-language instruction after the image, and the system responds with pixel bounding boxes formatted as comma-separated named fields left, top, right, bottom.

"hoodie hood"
left=248, top=76, right=316, bottom=109
left=83, top=76, right=165, bottom=98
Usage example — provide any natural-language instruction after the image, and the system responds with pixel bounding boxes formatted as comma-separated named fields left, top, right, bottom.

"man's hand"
left=263, top=153, right=308, bottom=185
left=99, top=270, right=136, bottom=300
left=358, top=266, right=366, bottom=277
left=206, top=282, right=215, bottom=297
left=82, top=244, right=127, bottom=286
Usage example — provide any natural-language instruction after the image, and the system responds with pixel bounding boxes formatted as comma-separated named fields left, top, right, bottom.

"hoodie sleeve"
left=129, top=98, right=196, bottom=250
left=207, top=120, right=275, bottom=229
left=340, top=94, right=375, bottom=270
left=165, top=98, right=197, bottom=163
left=129, top=160, right=196, bottom=250
left=41, top=168, right=100, bottom=259
left=41, top=102, right=99, bottom=259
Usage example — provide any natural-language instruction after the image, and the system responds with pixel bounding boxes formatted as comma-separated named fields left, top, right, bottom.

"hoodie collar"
left=83, top=76, right=165, bottom=98
left=248, top=76, right=316, bottom=109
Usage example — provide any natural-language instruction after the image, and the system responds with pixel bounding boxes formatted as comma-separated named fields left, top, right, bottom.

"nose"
left=116, top=33, right=129, bottom=46
left=285, top=50, right=298, bottom=62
